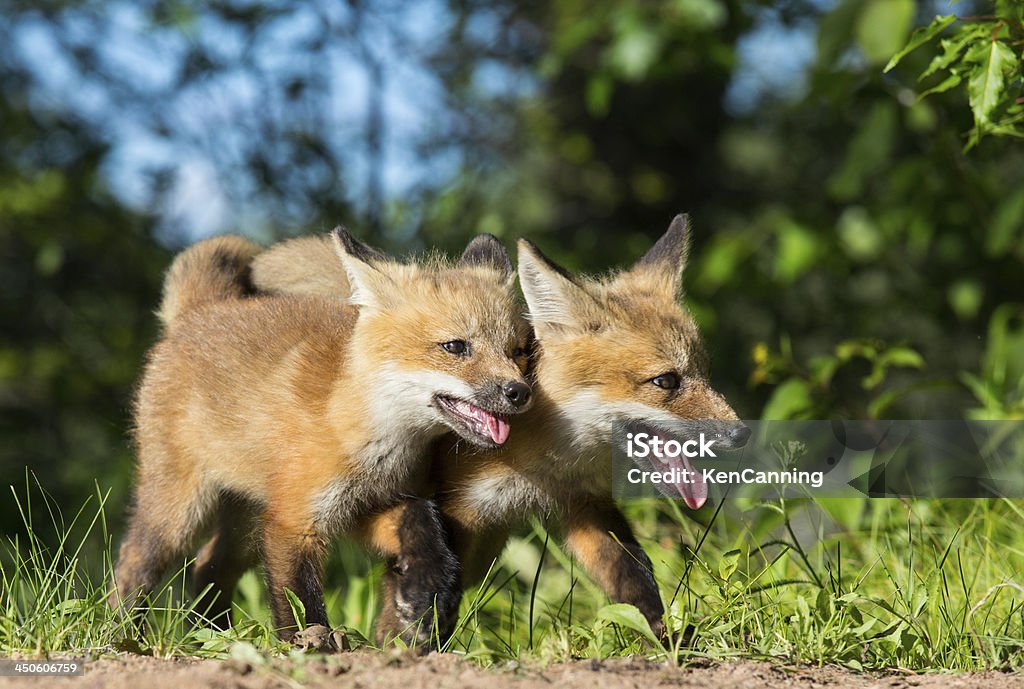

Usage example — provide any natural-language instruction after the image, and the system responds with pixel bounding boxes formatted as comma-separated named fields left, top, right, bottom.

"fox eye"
left=651, top=372, right=681, bottom=390
left=440, top=340, right=469, bottom=356
left=512, top=346, right=528, bottom=358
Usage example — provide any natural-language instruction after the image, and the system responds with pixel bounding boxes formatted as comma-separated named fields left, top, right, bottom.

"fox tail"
left=157, top=235, right=262, bottom=328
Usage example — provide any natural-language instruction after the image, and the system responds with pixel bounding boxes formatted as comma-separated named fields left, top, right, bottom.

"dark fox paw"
left=376, top=499, right=462, bottom=650
left=387, top=552, right=461, bottom=648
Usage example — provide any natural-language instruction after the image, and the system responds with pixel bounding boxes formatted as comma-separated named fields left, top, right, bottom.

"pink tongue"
left=674, top=454, right=707, bottom=510
left=652, top=432, right=707, bottom=510
left=486, top=414, right=510, bottom=445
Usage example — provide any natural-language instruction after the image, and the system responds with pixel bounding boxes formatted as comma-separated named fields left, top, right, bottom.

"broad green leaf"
left=54, top=598, right=88, bottom=614
left=856, top=0, right=915, bottom=65
left=816, top=587, right=834, bottom=620
left=851, top=617, right=877, bottom=637
left=761, top=379, right=813, bottom=420
left=967, top=40, right=1016, bottom=126
left=885, top=14, right=957, bottom=72
left=718, top=548, right=741, bottom=581
left=596, top=603, right=659, bottom=644
left=878, top=347, right=925, bottom=370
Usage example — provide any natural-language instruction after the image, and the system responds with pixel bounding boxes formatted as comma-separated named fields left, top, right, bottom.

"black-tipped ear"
left=458, top=234, right=513, bottom=280
left=517, top=239, right=596, bottom=335
left=638, top=214, right=691, bottom=270
left=331, top=226, right=390, bottom=264
left=330, top=226, right=394, bottom=309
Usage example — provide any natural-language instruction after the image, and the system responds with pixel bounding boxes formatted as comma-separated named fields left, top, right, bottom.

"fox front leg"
left=563, top=501, right=667, bottom=639
left=355, top=499, right=461, bottom=649
left=261, top=516, right=330, bottom=642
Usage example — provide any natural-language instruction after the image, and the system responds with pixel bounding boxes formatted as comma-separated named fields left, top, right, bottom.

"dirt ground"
left=2, top=652, right=1023, bottom=689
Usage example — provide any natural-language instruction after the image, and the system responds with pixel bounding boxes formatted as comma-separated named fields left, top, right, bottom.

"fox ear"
left=517, top=239, right=596, bottom=335
left=634, top=213, right=691, bottom=295
left=458, top=234, right=514, bottom=282
left=331, top=227, right=394, bottom=309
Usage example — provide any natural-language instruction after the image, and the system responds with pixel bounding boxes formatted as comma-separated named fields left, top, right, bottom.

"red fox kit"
left=429, top=215, right=749, bottom=638
left=110, top=229, right=533, bottom=643
left=192, top=215, right=746, bottom=641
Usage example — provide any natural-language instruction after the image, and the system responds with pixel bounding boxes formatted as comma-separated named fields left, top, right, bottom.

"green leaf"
left=856, top=0, right=915, bottom=65
left=911, top=583, right=929, bottom=617
left=596, top=603, right=660, bottom=644
left=795, top=594, right=811, bottom=621
left=718, top=548, right=741, bottom=581
left=862, top=348, right=922, bottom=390
left=885, top=14, right=957, bottom=72
left=920, top=28, right=985, bottom=80
left=809, top=355, right=840, bottom=387
left=967, top=40, right=1016, bottom=126
left=283, top=588, right=306, bottom=629
left=762, top=379, right=814, bottom=420
left=917, top=73, right=961, bottom=100
left=816, top=587, right=834, bottom=620
left=878, top=346, right=925, bottom=370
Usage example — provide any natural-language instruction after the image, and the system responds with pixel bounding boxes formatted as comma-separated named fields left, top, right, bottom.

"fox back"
left=135, top=231, right=532, bottom=514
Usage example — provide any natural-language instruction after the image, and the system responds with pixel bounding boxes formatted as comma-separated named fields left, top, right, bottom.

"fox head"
left=517, top=215, right=748, bottom=508
left=334, top=228, right=532, bottom=449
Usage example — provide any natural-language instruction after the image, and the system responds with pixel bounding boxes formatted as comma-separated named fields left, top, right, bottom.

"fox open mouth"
left=636, top=424, right=708, bottom=510
left=435, top=395, right=511, bottom=447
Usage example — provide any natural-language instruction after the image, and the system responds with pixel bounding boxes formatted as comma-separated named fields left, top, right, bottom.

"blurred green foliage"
left=0, top=0, right=1022, bottom=538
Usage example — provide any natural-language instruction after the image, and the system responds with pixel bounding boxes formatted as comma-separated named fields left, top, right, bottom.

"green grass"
left=3, top=472, right=1024, bottom=671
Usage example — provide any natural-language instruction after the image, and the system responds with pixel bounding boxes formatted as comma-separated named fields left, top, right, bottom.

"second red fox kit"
left=110, top=229, right=533, bottom=643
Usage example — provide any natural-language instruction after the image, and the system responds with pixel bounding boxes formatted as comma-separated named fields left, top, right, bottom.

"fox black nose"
left=729, top=424, right=751, bottom=447
left=503, top=381, right=531, bottom=408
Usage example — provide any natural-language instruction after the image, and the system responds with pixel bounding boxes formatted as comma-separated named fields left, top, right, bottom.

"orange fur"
left=229, top=217, right=744, bottom=640
left=111, top=230, right=531, bottom=643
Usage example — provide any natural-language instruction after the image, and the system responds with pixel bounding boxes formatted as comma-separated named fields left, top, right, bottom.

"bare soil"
left=2, top=652, right=1023, bottom=689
